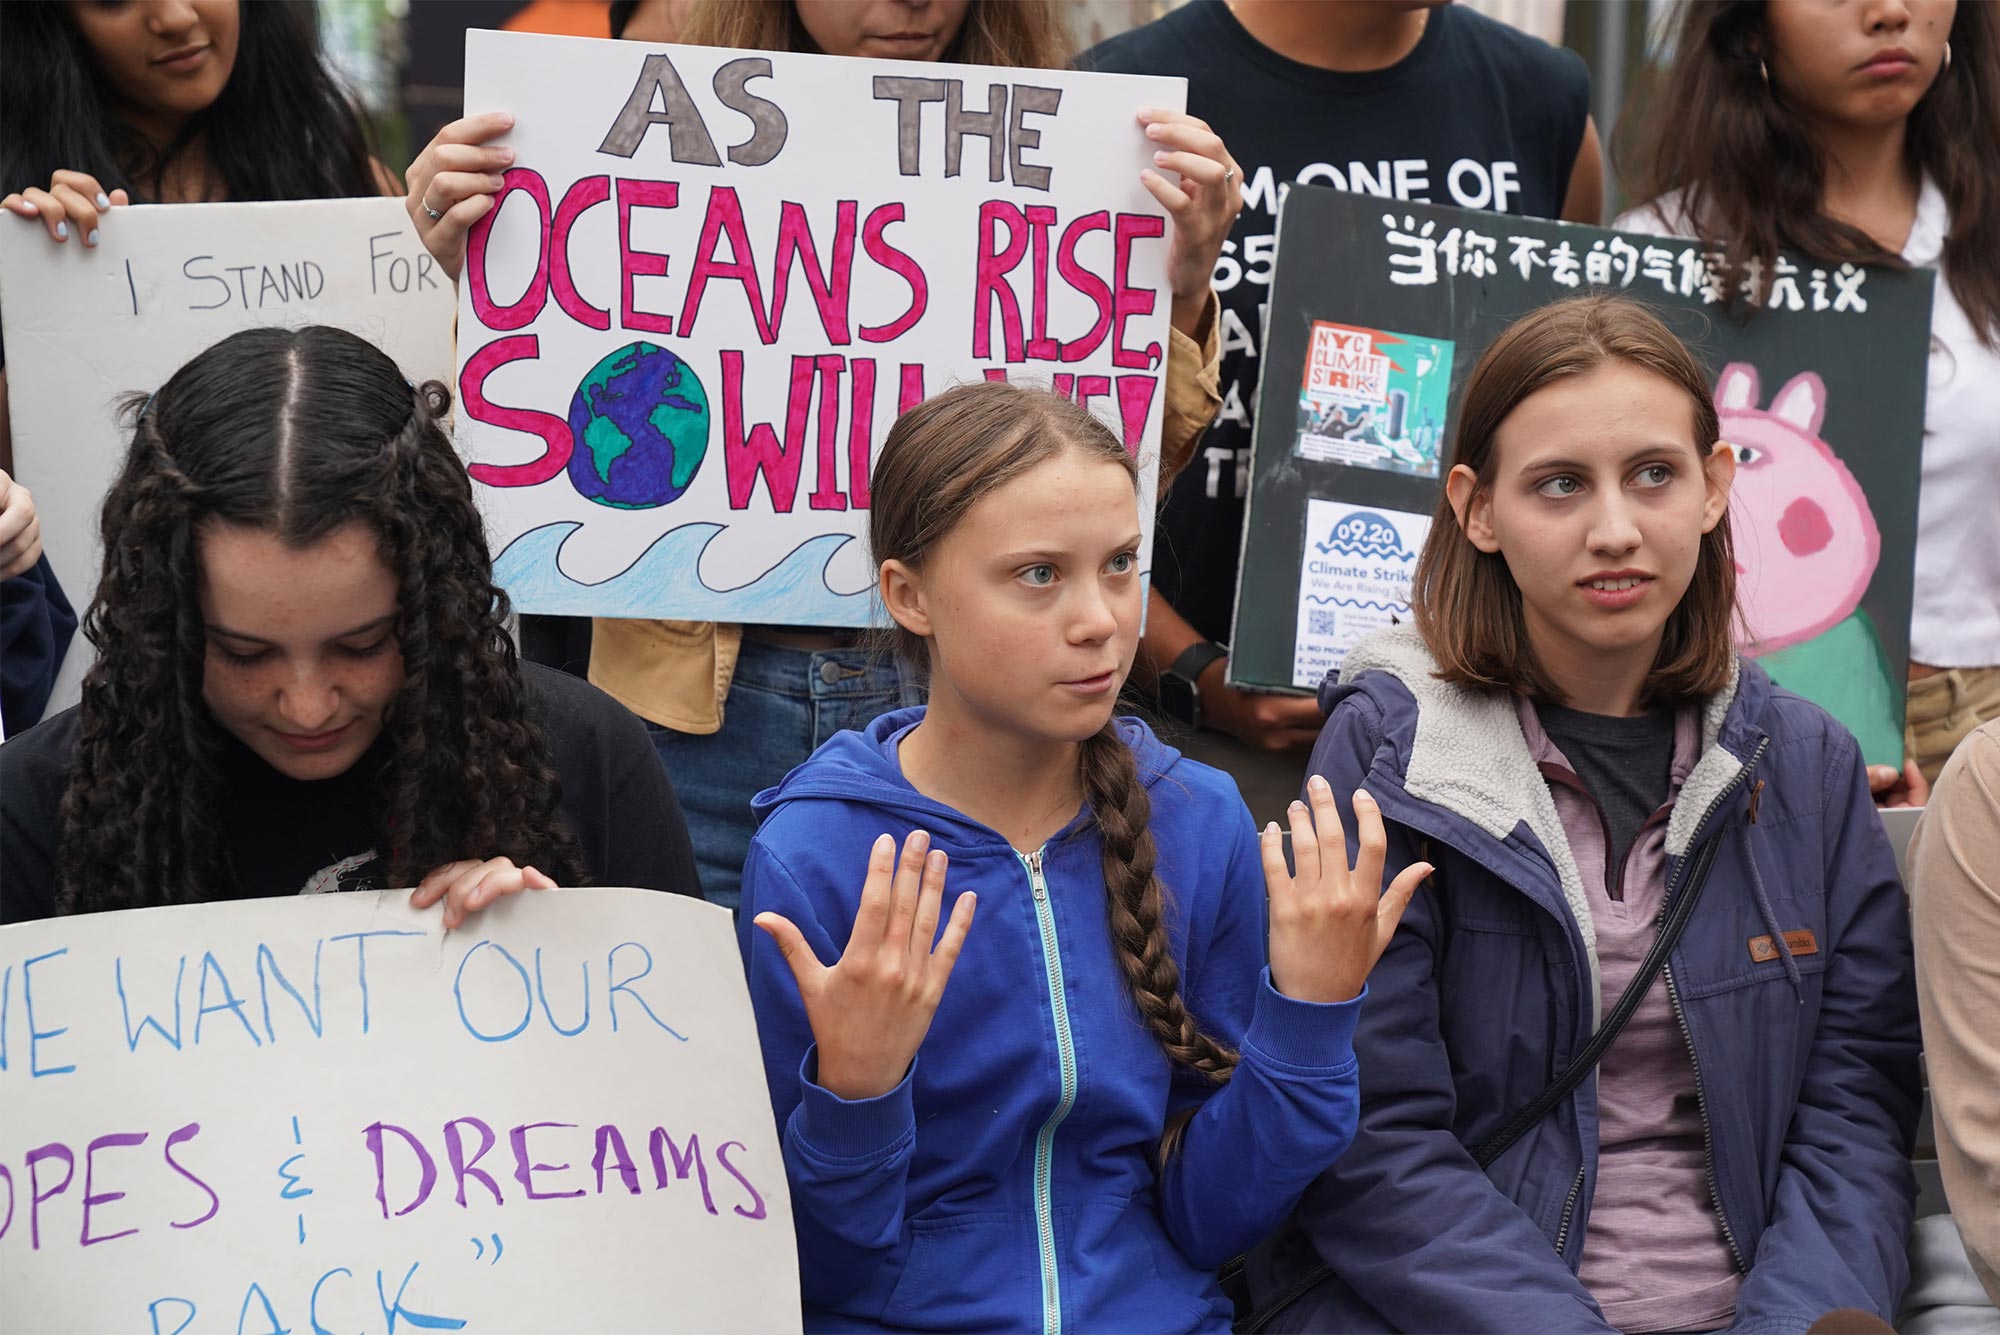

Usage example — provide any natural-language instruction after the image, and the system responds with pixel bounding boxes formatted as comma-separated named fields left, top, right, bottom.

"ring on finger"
left=421, top=196, right=444, bottom=221
left=1222, top=166, right=1236, bottom=185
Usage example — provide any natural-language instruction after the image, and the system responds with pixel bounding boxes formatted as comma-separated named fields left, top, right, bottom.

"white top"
left=1619, top=181, right=2000, bottom=668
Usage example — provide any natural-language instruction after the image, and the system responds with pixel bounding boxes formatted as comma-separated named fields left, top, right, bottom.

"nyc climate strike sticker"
left=1292, top=498, right=1432, bottom=688
left=1292, top=321, right=1453, bottom=479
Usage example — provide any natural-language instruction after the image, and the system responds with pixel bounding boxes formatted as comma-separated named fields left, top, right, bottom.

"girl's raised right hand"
left=754, top=830, right=976, bottom=1102
left=3, top=171, right=128, bottom=247
left=1262, top=776, right=1432, bottom=1005
left=404, top=112, right=517, bottom=282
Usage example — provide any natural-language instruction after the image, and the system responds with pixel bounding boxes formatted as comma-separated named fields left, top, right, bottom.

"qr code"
left=1308, top=609, right=1339, bottom=637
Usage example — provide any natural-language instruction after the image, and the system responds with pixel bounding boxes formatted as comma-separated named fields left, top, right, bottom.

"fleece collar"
left=1337, top=626, right=1745, bottom=1023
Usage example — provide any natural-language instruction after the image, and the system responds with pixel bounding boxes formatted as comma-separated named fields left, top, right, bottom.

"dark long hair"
left=58, top=326, right=583, bottom=913
left=1622, top=0, right=2000, bottom=344
left=0, top=1, right=381, bottom=203
left=869, top=382, right=1237, bottom=1083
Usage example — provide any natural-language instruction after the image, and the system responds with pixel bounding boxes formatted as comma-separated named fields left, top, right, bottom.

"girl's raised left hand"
left=1261, top=776, right=1432, bottom=1004
left=411, top=856, right=557, bottom=930
left=1137, top=108, right=1243, bottom=338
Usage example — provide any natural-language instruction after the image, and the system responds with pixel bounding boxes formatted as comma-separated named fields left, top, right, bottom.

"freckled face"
left=197, top=521, right=405, bottom=781
left=894, top=450, right=1144, bottom=747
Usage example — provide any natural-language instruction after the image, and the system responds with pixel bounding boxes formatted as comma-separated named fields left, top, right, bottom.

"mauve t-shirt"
left=1518, top=698, right=1744, bottom=1334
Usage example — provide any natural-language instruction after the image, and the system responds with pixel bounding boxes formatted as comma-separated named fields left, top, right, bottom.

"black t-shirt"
left=1535, top=701, right=1676, bottom=897
left=1085, top=1, right=1591, bottom=641
left=0, top=662, right=701, bottom=923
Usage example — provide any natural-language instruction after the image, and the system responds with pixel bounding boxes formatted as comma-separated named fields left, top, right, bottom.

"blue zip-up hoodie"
left=1247, top=627, right=1922, bottom=1334
left=741, top=708, right=1365, bottom=1333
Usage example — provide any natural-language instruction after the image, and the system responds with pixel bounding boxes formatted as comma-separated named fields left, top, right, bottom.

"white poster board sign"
left=0, top=889, right=798, bottom=1332
left=457, top=30, right=1183, bottom=623
left=0, top=198, right=458, bottom=713
left=1290, top=498, right=1431, bottom=688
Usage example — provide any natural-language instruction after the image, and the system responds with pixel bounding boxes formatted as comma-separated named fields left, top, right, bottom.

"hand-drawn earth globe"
left=566, top=342, right=710, bottom=509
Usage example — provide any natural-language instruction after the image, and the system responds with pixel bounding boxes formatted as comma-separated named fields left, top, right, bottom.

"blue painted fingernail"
left=54, top=221, right=67, bottom=239
left=95, top=192, right=110, bottom=209
left=86, top=229, right=98, bottom=247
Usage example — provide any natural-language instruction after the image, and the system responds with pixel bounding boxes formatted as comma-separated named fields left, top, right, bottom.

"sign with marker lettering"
left=0, top=198, right=457, bottom=715
left=0, top=889, right=797, bottom=1332
left=1230, top=187, right=1934, bottom=767
left=455, top=30, right=1183, bottom=623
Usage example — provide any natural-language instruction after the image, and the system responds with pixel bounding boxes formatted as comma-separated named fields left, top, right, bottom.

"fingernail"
left=1355, top=787, right=1375, bottom=804
left=874, top=832, right=893, bottom=852
left=54, top=221, right=67, bottom=239
left=86, top=229, right=98, bottom=247
left=1265, top=822, right=1280, bottom=835
left=1154, top=150, right=1169, bottom=163
left=1309, top=775, right=1331, bottom=794
left=499, top=112, right=515, bottom=127
left=928, top=850, right=947, bottom=870
left=95, top=192, right=110, bottom=209
left=498, top=146, right=516, bottom=161
left=1290, top=800, right=1306, bottom=812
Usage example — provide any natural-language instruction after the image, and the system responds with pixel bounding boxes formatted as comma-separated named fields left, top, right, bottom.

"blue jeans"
left=646, top=637, right=917, bottom=913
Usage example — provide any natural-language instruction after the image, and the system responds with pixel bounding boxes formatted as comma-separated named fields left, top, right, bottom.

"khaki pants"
left=1907, top=665, right=2000, bottom=785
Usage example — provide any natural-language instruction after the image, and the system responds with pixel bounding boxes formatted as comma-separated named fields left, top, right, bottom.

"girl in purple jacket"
left=1248, top=296, right=1922, bottom=1334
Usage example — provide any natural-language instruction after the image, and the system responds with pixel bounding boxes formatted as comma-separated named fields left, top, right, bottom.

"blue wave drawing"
left=492, top=521, right=883, bottom=626
left=1314, top=540, right=1416, bottom=562
left=1304, top=595, right=1408, bottom=612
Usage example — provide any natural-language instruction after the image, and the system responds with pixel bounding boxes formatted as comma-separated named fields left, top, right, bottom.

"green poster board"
left=1230, top=187, right=1935, bottom=766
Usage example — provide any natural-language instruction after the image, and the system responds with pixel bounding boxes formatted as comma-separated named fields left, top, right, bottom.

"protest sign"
left=0, top=198, right=457, bottom=714
left=454, top=30, right=1183, bottom=624
left=1232, top=187, right=1935, bottom=766
left=0, top=889, right=797, bottom=1332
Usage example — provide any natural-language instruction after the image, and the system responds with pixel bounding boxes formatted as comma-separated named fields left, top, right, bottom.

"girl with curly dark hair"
left=737, top=380, right=1425, bottom=1330
left=1617, top=0, right=2000, bottom=789
left=0, top=325, right=699, bottom=925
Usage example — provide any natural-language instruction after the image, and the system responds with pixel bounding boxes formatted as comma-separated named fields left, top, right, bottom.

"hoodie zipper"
left=1657, top=738, right=1768, bottom=1276
left=1021, top=847, right=1076, bottom=1335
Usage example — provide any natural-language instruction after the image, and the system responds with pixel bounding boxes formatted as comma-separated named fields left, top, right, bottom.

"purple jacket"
left=1247, top=627, right=1921, bottom=1334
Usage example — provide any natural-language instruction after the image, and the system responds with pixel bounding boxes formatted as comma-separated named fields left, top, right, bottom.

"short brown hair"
left=1411, top=295, right=1738, bottom=706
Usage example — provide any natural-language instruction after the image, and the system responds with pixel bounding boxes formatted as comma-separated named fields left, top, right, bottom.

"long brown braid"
left=870, top=380, right=1238, bottom=1083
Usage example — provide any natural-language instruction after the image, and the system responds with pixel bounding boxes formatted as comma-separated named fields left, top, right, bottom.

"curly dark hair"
left=57, top=325, right=584, bottom=913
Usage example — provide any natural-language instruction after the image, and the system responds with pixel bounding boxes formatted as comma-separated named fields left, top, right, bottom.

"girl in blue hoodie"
left=1248, top=296, right=1922, bottom=1333
left=738, top=380, right=1430, bottom=1332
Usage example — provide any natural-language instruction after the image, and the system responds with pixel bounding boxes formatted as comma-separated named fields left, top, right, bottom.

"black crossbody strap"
left=1469, top=827, right=1725, bottom=1168
left=1232, top=829, right=1728, bottom=1335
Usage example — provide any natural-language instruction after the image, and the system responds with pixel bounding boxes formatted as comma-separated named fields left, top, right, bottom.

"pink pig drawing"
left=1715, top=363, right=1880, bottom=654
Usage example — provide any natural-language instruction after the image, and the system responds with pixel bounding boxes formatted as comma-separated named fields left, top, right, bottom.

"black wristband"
left=1158, top=641, right=1228, bottom=729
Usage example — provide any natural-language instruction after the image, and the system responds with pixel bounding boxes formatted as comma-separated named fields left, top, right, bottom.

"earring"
left=1945, top=40, right=1953, bottom=71
left=1760, top=58, right=1770, bottom=87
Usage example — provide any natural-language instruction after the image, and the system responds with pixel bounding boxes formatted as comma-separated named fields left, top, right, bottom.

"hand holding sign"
left=1137, top=109, right=1243, bottom=333
left=410, top=855, right=559, bottom=929
left=1261, top=777, right=1431, bottom=1005
left=0, top=468, right=43, bottom=579
left=3, top=170, right=128, bottom=247
left=404, top=111, right=517, bottom=280
left=754, top=831, right=977, bottom=1101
